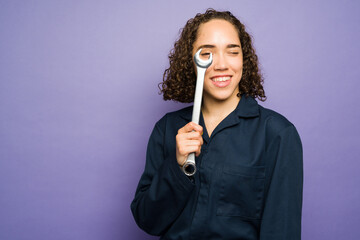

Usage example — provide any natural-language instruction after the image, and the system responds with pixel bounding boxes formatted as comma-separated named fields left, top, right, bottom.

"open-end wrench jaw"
left=194, top=49, right=213, bottom=68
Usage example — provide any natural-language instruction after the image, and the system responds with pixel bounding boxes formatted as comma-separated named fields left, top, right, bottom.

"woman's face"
left=192, top=19, right=243, bottom=104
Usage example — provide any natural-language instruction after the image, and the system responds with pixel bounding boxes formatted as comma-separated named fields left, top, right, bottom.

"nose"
left=213, top=52, right=228, bottom=71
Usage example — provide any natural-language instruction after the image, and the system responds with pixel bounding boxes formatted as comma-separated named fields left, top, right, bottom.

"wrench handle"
left=191, top=68, right=206, bottom=124
left=182, top=67, right=206, bottom=176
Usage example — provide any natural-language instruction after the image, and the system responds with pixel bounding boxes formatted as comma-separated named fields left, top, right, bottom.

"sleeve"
left=130, top=115, right=195, bottom=236
left=260, top=125, right=303, bottom=240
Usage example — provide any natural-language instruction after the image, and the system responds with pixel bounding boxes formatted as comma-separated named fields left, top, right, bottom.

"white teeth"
left=212, top=76, right=231, bottom=82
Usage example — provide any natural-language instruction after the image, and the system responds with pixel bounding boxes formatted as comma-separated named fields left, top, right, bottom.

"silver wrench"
left=182, top=48, right=213, bottom=176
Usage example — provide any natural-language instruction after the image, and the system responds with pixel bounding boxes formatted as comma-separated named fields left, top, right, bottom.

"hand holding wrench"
left=182, top=49, right=213, bottom=176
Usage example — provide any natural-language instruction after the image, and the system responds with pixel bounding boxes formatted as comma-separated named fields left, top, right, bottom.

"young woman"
left=131, top=9, right=303, bottom=240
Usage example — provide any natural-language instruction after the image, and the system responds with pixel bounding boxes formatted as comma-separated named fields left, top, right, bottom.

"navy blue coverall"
left=131, top=94, right=303, bottom=239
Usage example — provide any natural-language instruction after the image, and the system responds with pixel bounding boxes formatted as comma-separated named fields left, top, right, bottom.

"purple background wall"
left=1, top=1, right=359, bottom=239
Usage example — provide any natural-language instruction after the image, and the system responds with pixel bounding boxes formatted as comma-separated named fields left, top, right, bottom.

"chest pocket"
left=216, top=164, right=265, bottom=219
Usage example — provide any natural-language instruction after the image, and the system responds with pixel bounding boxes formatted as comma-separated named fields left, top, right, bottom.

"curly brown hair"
left=159, top=8, right=266, bottom=103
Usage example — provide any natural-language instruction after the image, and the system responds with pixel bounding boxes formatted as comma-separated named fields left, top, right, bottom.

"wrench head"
left=194, top=48, right=213, bottom=68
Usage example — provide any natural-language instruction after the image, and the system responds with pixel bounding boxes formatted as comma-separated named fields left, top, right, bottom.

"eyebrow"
left=196, top=44, right=241, bottom=51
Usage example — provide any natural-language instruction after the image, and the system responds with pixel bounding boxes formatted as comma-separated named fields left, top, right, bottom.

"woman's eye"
left=229, top=52, right=239, bottom=55
left=201, top=52, right=211, bottom=56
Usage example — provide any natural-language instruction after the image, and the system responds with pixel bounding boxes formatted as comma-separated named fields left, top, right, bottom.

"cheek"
left=232, top=58, right=243, bottom=70
left=239, top=65, right=243, bottom=76
left=233, top=60, right=243, bottom=76
left=204, top=68, right=213, bottom=81
left=231, top=61, right=243, bottom=83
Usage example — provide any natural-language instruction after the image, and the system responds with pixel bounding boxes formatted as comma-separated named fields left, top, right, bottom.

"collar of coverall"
left=180, top=93, right=260, bottom=121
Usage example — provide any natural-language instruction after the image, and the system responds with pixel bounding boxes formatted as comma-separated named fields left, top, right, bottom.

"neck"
left=201, top=93, right=241, bottom=118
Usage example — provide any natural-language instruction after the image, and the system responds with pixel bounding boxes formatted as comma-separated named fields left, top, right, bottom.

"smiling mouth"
left=211, top=76, right=231, bottom=82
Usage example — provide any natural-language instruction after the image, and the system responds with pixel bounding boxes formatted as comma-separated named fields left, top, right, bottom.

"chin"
left=209, top=93, right=235, bottom=102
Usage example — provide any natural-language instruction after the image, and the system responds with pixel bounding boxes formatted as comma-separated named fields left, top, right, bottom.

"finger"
left=183, top=131, right=203, bottom=140
left=178, top=122, right=203, bottom=134
left=188, top=132, right=204, bottom=146
left=195, top=148, right=201, bottom=157
left=178, top=139, right=202, bottom=153
left=183, top=139, right=202, bottom=147
left=191, top=122, right=203, bottom=133
left=177, top=145, right=201, bottom=156
left=176, top=132, right=201, bottom=146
